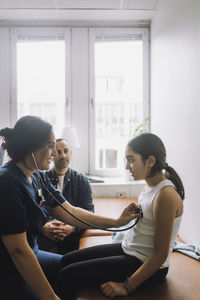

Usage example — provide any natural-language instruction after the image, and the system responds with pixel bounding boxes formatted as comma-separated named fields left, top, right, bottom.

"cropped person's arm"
left=101, top=187, right=179, bottom=297
left=2, top=232, right=60, bottom=300
left=52, top=200, right=141, bottom=230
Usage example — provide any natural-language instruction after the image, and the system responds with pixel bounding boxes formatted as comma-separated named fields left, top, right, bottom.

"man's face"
left=53, top=140, right=72, bottom=170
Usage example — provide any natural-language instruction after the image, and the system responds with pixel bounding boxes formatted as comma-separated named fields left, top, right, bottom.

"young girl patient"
left=59, top=132, right=184, bottom=299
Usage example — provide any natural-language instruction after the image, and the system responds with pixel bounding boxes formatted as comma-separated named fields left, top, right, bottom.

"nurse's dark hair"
left=127, top=133, right=185, bottom=200
left=0, top=115, right=52, bottom=163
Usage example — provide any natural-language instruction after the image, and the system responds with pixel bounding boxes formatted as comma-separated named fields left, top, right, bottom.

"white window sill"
left=90, top=178, right=145, bottom=187
left=90, top=177, right=145, bottom=198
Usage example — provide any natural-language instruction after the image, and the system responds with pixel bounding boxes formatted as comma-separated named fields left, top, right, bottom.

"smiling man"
left=38, top=138, right=94, bottom=254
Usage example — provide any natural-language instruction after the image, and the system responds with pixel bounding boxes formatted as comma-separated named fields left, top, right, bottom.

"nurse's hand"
left=116, top=202, right=142, bottom=227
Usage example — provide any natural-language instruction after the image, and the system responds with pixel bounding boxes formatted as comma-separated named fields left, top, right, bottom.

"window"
left=89, top=28, right=149, bottom=177
left=11, top=28, right=71, bottom=137
left=11, top=27, right=149, bottom=177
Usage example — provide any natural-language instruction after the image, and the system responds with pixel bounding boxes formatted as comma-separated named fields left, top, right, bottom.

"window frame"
left=10, top=27, right=71, bottom=128
left=9, top=26, right=150, bottom=177
left=89, top=27, right=150, bottom=177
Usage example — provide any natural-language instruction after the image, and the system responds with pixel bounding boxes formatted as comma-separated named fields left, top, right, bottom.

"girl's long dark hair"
left=128, top=133, right=185, bottom=200
left=0, top=115, right=52, bottom=163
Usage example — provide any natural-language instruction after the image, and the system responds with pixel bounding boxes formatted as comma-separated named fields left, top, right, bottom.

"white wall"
left=151, top=0, right=200, bottom=246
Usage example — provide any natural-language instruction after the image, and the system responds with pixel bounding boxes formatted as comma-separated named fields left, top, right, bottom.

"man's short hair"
left=56, top=138, right=64, bottom=143
left=56, top=138, right=70, bottom=146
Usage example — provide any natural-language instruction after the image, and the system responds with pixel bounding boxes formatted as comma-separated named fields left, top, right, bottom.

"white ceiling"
left=0, top=0, right=159, bottom=23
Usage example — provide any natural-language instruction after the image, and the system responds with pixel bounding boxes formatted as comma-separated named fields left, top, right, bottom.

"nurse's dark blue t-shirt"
left=0, top=161, right=65, bottom=278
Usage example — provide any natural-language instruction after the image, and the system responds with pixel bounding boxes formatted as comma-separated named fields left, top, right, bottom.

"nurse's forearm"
left=53, top=201, right=139, bottom=230
left=52, top=204, right=117, bottom=229
left=10, top=247, right=58, bottom=299
left=2, top=234, right=59, bottom=300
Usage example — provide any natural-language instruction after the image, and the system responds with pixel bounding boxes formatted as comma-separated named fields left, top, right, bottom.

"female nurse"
left=0, top=115, right=140, bottom=300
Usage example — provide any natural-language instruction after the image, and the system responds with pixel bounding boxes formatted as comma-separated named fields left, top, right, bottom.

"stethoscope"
left=32, top=153, right=143, bottom=232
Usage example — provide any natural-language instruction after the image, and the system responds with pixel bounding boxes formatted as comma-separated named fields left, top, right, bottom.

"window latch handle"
left=65, top=97, right=70, bottom=110
left=91, top=98, right=95, bottom=110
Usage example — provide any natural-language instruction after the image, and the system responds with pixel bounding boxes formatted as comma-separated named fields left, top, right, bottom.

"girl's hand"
left=101, top=281, right=128, bottom=298
left=116, top=202, right=142, bottom=227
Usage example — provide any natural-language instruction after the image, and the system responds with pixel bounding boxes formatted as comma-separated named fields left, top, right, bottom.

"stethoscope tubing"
left=32, top=153, right=142, bottom=232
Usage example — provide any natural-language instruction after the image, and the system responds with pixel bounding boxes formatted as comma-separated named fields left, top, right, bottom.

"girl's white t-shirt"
left=122, top=179, right=182, bottom=267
